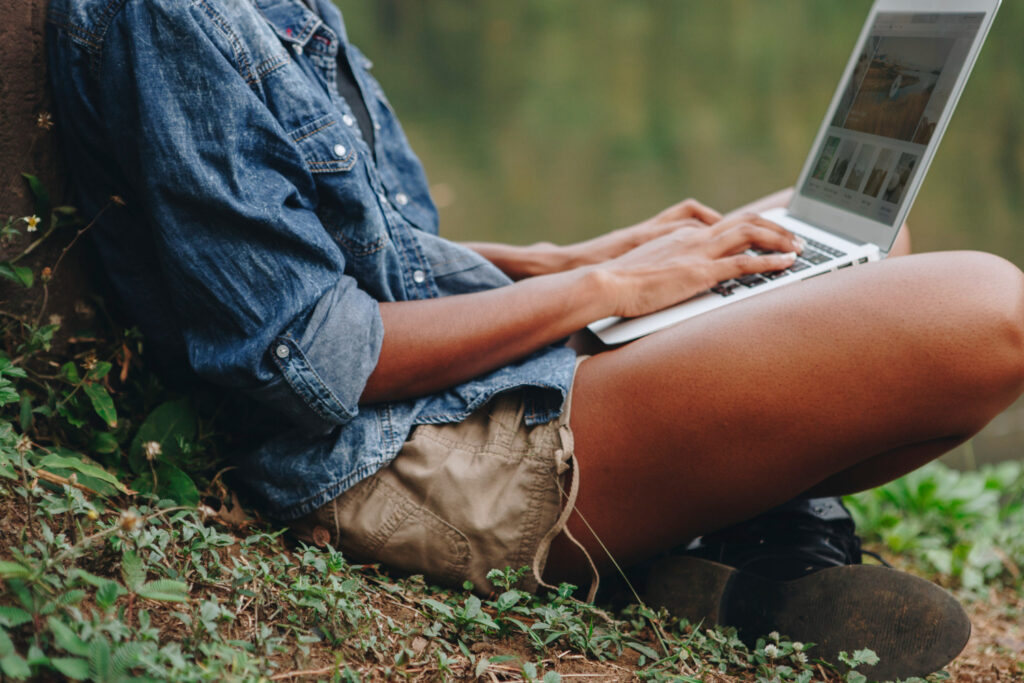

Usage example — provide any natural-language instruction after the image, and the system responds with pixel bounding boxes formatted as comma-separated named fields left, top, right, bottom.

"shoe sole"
left=645, top=556, right=971, bottom=681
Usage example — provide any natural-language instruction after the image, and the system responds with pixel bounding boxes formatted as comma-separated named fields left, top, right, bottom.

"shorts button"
left=395, top=192, right=409, bottom=206
left=412, top=269, right=426, bottom=284
left=275, top=344, right=290, bottom=359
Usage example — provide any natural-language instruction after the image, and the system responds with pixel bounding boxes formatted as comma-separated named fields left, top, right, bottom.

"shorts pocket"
left=335, top=476, right=471, bottom=587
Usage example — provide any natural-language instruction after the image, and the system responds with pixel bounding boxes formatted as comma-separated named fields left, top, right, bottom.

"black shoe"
left=644, top=497, right=971, bottom=681
left=681, top=496, right=870, bottom=580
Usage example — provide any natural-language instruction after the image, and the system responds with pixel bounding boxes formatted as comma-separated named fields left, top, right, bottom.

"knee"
left=949, top=251, right=1024, bottom=396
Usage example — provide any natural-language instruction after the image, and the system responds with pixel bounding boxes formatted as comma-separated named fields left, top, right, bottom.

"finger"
left=662, top=198, right=723, bottom=225
left=709, top=224, right=803, bottom=257
left=713, top=251, right=798, bottom=281
left=709, top=212, right=794, bottom=240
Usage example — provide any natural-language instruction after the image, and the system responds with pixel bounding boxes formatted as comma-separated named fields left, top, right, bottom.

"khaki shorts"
left=291, top=364, right=597, bottom=598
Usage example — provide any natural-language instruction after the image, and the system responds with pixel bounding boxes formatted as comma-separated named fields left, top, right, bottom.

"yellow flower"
left=24, top=215, right=40, bottom=232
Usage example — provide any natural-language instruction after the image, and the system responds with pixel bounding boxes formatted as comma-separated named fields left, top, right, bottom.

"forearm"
left=361, top=267, right=610, bottom=403
left=461, top=241, right=569, bottom=280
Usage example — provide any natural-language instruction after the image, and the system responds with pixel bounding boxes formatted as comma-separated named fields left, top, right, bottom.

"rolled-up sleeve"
left=96, top=3, right=382, bottom=432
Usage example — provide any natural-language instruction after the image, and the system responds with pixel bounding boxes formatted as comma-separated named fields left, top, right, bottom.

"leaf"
left=88, top=431, right=119, bottom=455
left=82, top=382, right=117, bottom=428
left=462, top=595, right=481, bottom=620
left=47, top=617, right=90, bottom=657
left=57, top=590, right=86, bottom=606
left=94, top=580, right=125, bottom=611
left=21, top=173, right=51, bottom=218
left=422, top=599, right=453, bottom=619
left=36, top=453, right=132, bottom=495
left=121, top=551, right=145, bottom=592
left=542, top=672, right=562, bottom=683
left=51, top=657, right=90, bottom=680
left=0, top=653, right=31, bottom=680
left=12, top=267, right=32, bottom=288
left=0, top=607, right=31, bottom=628
left=136, top=579, right=190, bottom=603
left=85, top=362, right=112, bottom=382
left=128, top=399, right=197, bottom=473
left=19, top=394, right=33, bottom=433
left=495, top=590, right=522, bottom=611
left=0, top=628, right=13, bottom=656
left=0, top=264, right=32, bottom=289
left=627, top=641, right=661, bottom=660
left=89, top=638, right=111, bottom=682
left=475, top=657, right=490, bottom=678
left=0, top=561, right=32, bottom=580
left=111, top=642, right=142, bottom=677
left=132, top=461, right=199, bottom=506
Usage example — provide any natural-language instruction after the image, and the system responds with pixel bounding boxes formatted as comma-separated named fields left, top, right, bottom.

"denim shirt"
left=46, top=0, right=577, bottom=520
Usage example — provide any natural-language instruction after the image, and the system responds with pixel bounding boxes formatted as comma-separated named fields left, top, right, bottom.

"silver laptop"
left=589, top=0, right=1000, bottom=346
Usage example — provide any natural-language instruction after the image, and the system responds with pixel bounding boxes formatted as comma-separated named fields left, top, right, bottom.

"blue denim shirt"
left=46, top=0, right=577, bottom=520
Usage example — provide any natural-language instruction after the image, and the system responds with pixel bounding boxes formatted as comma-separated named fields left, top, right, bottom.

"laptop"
left=588, top=0, right=1001, bottom=346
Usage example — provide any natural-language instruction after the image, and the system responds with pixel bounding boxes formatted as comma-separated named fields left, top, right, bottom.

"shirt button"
left=333, top=144, right=347, bottom=158
left=293, top=44, right=304, bottom=56
left=395, top=192, right=409, bottom=206
left=275, top=344, right=290, bottom=359
left=412, top=270, right=426, bottom=284
left=373, top=122, right=381, bottom=131
left=342, top=114, right=355, bottom=127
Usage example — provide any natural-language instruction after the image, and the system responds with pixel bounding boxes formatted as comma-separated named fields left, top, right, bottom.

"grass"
left=3, top=445, right=1024, bottom=681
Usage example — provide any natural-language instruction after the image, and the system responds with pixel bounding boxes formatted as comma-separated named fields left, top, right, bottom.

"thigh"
left=549, top=251, right=1024, bottom=580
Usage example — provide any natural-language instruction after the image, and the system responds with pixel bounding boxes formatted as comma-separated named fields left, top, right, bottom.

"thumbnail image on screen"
left=811, top=136, right=841, bottom=180
left=863, top=148, right=895, bottom=197
left=845, top=145, right=878, bottom=191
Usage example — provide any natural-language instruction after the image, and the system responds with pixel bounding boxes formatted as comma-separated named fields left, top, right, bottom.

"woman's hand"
left=463, top=198, right=724, bottom=280
left=593, top=213, right=803, bottom=318
left=558, top=198, right=724, bottom=270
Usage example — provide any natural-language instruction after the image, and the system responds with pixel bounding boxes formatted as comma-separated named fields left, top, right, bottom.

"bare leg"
left=547, top=251, right=1024, bottom=582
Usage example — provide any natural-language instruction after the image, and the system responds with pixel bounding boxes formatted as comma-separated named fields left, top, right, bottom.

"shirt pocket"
left=289, top=115, right=389, bottom=256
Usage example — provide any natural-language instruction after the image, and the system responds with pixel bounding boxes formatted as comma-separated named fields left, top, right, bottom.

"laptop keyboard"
left=711, top=237, right=846, bottom=297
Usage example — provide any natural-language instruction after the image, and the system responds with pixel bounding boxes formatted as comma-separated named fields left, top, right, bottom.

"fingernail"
left=780, top=251, right=798, bottom=260
left=793, top=236, right=806, bottom=252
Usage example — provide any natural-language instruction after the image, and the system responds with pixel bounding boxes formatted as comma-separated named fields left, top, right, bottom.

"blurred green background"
left=337, top=0, right=1024, bottom=463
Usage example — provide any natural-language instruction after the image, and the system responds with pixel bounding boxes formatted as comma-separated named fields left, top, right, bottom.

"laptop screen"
left=798, top=12, right=984, bottom=227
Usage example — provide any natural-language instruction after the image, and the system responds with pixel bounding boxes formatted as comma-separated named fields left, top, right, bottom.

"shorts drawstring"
left=531, top=423, right=600, bottom=603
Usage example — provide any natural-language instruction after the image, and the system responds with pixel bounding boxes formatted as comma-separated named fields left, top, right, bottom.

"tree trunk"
left=1, top=0, right=98, bottom=345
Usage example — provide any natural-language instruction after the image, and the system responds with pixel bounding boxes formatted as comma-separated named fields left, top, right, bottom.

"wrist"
left=520, top=242, right=571, bottom=277
left=567, top=265, right=621, bottom=322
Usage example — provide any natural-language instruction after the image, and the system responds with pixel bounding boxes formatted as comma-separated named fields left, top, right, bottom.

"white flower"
left=118, top=509, right=143, bottom=533
left=143, top=441, right=162, bottom=461
left=795, top=652, right=808, bottom=664
left=792, top=642, right=804, bottom=652
left=764, top=644, right=780, bottom=658
left=24, top=215, right=40, bottom=232
left=768, top=630, right=780, bottom=642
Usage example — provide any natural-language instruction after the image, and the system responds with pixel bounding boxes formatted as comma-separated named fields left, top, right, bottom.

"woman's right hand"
left=594, top=213, right=804, bottom=319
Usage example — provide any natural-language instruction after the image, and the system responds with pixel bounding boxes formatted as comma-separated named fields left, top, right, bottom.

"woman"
left=46, top=0, right=1024, bottom=677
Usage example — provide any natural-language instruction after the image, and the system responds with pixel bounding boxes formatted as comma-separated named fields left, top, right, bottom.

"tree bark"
left=1, top=0, right=97, bottom=344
